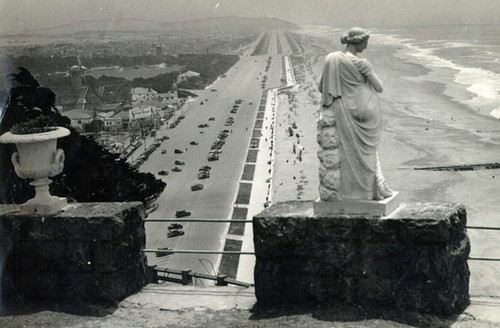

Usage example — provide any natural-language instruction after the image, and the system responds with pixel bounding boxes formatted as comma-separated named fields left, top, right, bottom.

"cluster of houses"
left=62, top=84, right=181, bottom=134
left=62, top=70, right=202, bottom=135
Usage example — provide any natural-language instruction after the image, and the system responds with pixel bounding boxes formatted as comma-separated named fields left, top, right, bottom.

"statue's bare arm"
left=366, top=71, right=383, bottom=93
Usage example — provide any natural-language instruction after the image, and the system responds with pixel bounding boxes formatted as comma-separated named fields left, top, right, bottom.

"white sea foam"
left=385, top=36, right=500, bottom=119
left=303, top=26, right=500, bottom=119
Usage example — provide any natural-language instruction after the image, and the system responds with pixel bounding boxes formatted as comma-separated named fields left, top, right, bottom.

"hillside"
left=18, top=16, right=299, bottom=35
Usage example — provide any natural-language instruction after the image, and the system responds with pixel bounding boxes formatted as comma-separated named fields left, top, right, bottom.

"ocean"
left=373, top=24, right=500, bottom=119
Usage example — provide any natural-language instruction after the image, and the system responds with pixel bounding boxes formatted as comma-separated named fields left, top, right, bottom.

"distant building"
left=129, top=105, right=156, bottom=121
left=100, top=111, right=122, bottom=132
left=64, top=108, right=122, bottom=133
left=132, top=87, right=158, bottom=103
left=63, top=109, right=93, bottom=132
left=157, top=83, right=178, bottom=106
left=101, top=102, right=124, bottom=114
left=176, top=71, right=200, bottom=84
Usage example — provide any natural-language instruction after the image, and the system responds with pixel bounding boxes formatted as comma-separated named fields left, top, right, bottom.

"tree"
left=0, top=67, right=165, bottom=205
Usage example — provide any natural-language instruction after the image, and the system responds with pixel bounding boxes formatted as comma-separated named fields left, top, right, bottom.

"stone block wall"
left=1, top=202, right=147, bottom=306
left=253, top=201, right=470, bottom=315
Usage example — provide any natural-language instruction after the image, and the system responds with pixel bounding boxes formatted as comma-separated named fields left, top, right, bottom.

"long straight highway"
left=140, top=30, right=293, bottom=276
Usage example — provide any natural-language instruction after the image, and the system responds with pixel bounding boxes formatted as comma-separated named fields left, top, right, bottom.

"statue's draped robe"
left=319, top=51, right=389, bottom=200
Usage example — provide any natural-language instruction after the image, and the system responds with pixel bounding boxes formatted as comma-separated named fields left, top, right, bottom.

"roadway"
left=140, top=30, right=288, bottom=275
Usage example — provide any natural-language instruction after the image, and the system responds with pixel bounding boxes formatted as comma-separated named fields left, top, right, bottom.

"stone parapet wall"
left=253, top=201, right=470, bottom=315
left=1, top=202, right=147, bottom=307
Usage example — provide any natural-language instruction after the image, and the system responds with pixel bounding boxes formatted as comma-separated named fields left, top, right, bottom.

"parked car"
left=198, top=123, right=209, bottom=128
left=167, top=230, right=185, bottom=238
left=191, top=183, right=204, bottom=191
left=175, top=210, right=191, bottom=218
left=158, top=170, right=169, bottom=176
left=172, top=166, right=182, bottom=172
left=161, top=149, right=167, bottom=154
left=198, top=171, right=210, bottom=179
left=208, top=117, right=215, bottom=121
left=200, top=165, right=212, bottom=171
left=174, top=160, right=185, bottom=165
left=190, top=141, right=199, bottom=145
left=208, top=153, right=219, bottom=161
left=168, top=223, right=183, bottom=230
left=155, top=247, right=174, bottom=257
left=174, top=149, right=184, bottom=154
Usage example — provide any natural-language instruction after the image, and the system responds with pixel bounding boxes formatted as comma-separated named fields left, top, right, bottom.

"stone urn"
left=0, top=127, right=71, bottom=214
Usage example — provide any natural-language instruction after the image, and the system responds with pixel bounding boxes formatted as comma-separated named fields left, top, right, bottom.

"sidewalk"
left=235, top=56, right=297, bottom=283
left=236, top=88, right=278, bottom=283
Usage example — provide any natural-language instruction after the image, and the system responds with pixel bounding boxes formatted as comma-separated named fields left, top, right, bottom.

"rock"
left=318, top=183, right=340, bottom=201
left=317, top=149, right=340, bottom=169
left=319, top=165, right=340, bottom=190
left=317, top=109, right=336, bottom=128
left=317, top=126, right=339, bottom=149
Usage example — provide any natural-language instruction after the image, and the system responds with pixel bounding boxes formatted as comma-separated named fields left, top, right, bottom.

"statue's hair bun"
left=341, top=27, right=369, bottom=45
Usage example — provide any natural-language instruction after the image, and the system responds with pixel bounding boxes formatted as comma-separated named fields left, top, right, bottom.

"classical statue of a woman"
left=317, top=27, right=393, bottom=201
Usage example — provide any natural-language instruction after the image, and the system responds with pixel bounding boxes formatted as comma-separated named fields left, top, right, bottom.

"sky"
left=0, top=0, right=499, bottom=33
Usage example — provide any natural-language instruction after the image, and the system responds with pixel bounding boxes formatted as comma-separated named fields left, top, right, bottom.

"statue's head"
left=340, top=27, right=369, bottom=51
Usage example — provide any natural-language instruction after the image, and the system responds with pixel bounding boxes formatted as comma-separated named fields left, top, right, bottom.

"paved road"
left=139, top=30, right=289, bottom=275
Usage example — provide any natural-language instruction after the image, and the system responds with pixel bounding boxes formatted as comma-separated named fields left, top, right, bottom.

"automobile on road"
left=208, top=153, right=219, bottom=161
left=175, top=210, right=191, bottom=218
left=191, top=183, right=204, bottom=191
left=168, top=223, right=183, bottom=230
left=155, top=247, right=174, bottom=257
left=174, top=149, right=184, bottom=154
left=161, top=149, right=167, bottom=154
left=172, top=166, right=182, bottom=172
left=198, top=171, right=210, bottom=179
left=190, top=141, right=199, bottom=145
left=167, top=230, right=185, bottom=238
left=158, top=170, right=169, bottom=176
left=174, top=160, right=185, bottom=165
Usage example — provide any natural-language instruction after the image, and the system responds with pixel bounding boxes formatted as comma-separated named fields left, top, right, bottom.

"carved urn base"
left=21, top=177, right=68, bottom=214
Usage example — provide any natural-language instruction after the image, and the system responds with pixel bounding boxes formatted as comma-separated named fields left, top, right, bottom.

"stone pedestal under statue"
left=253, top=201, right=470, bottom=315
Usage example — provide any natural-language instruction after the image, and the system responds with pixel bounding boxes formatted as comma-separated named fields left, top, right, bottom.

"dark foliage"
left=131, top=73, right=175, bottom=93
left=0, top=67, right=165, bottom=205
